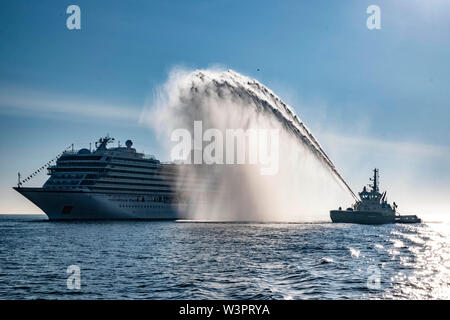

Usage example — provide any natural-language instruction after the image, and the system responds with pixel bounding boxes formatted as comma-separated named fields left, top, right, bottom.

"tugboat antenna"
left=369, top=168, right=379, bottom=193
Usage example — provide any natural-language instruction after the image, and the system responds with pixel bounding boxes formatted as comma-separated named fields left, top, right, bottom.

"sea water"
left=0, top=214, right=448, bottom=299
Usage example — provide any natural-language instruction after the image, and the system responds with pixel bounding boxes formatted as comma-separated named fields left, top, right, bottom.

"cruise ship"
left=14, top=136, right=188, bottom=220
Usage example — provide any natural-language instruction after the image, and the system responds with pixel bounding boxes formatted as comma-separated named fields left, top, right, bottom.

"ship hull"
left=14, top=187, right=183, bottom=220
left=330, top=210, right=396, bottom=225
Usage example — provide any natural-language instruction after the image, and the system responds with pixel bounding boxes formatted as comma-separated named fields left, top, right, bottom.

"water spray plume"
left=141, top=68, right=356, bottom=222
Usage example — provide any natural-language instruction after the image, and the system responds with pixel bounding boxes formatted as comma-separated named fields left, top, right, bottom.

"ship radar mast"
left=369, top=168, right=379, bottom=193
left=95, top=135, right=115, bottom=151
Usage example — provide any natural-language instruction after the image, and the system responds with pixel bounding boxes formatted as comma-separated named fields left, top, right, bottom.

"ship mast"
left=369, top=168, right=379, bottom=193
left=95, top=135, right=115, bottom=151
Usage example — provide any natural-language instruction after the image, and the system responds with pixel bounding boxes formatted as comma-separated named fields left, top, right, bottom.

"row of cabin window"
left=46, top=186, right=80, bottom=190
left=47, top=180, right=80, bottom=185
left=119, top=204, right=164, bottom=209
left=52, top=174, right=84, bottom=179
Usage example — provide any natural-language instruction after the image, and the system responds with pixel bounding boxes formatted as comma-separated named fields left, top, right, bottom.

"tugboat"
left=330, top=169, right=421, bottom=225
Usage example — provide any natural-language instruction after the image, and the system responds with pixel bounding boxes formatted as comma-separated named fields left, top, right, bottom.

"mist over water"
left=141, top=69, right=354, bottom=221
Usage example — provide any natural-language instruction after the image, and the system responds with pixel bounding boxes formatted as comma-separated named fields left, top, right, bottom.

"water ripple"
left=0, top=216, right=448, bottom=299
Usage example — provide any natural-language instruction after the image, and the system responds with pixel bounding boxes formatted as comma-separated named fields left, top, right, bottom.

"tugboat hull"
left=330, top=210, right=396, bottom=225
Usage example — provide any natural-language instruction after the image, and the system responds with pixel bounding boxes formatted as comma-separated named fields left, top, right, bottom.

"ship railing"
left=62, top=150, right=79, bottom=155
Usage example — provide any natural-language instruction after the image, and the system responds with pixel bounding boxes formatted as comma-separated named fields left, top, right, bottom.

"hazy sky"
left=0, top=0, right=449, bottom=218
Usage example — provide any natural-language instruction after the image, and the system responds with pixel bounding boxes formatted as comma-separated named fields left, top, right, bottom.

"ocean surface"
left=0, top=214, right=448, bottom=300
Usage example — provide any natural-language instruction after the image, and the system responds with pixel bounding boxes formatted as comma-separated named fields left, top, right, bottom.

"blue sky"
left=0, top=0, right=449, bottom=217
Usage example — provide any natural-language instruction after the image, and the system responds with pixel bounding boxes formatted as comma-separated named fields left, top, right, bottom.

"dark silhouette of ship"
left=330, top=169, right=421, bottom=225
